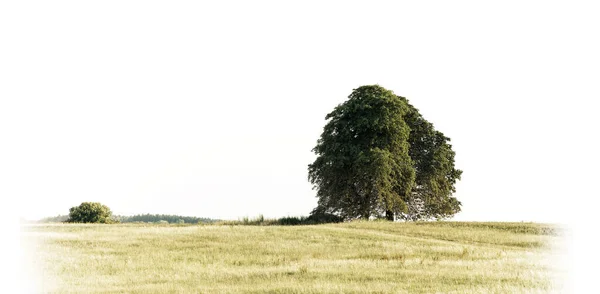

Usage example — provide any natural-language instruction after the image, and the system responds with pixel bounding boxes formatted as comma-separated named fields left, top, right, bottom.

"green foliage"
left=116, top=214, right=218, bottom=224
left=219, top=215, right=278, bottom=226
left=306, top=208, right=345, bottom=224
left=309, top=85, right=462, bottom=221
left=277, top=216, right=306, bottom=226
left=399, top=98, right=463, bottom=220
left=67, top=202, right=116, bottom=224
left=38, top=215, right=69, bottom=223
left=216, top=213, right=342, bottom=226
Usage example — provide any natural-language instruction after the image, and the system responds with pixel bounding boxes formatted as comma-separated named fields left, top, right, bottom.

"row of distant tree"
left=37, top=215, right=69, bottom=223
left=115, top=214, right=218, bottom=224
left=37, top=212, right=218, bottom=224
left=40, top=202, right=341, bottom=225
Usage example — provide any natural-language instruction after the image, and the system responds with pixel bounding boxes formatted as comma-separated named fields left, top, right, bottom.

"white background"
left=1, top=0, right=598, bottom=292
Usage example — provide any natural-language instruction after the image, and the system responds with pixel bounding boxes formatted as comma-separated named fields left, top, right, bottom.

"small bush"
left=66, top=202, right=117, bottom=224
left=305, top=212, right=343, bottom=224
left=278, top=216, right=306, bottom=226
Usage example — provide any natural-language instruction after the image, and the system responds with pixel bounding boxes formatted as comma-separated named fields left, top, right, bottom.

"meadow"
left=22, top=221, right=567, bottom=293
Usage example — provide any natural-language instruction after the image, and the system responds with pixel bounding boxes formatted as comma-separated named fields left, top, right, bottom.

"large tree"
left=308, top=85, right=415, bottom=220
left=308, top=85, right=461, bottom=221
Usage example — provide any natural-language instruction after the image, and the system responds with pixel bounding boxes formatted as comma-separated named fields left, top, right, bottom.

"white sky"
left=1, top=1, right=599, bottom=224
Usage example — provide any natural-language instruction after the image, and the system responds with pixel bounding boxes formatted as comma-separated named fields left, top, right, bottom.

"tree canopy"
left=67, top=202, right=116, bottom=223
left=308, top=85, right=461, bottom=221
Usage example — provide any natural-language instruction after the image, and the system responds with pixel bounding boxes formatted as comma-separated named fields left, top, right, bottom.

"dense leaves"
left=399, top=98, right=462, bottom=220
left=309, top=85, right=462, bottom=221
left=309, top=86, right=415, bottom=220
left=67, top=202, right=116, bottom=223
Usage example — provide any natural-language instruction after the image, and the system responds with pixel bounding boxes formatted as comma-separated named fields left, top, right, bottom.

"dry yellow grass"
left=22, top=221, right=567, bottom=293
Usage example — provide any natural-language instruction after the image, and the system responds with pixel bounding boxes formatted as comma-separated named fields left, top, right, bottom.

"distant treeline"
left=216, top=213, right=343, bottom=226
left=36, top=212, right=343, bottom=226
left=36, top=214, right=218, bottom=224
left=116, top=214, right=218, bottom=224
left=38, top=215, right=69, bottom=223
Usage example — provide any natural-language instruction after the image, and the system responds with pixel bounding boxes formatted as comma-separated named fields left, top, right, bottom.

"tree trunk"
left=385, top=210, right=394, bottom=221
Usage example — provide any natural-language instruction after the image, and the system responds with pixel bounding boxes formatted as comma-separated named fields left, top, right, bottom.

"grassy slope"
left=22, top=222, right=566, bottom=293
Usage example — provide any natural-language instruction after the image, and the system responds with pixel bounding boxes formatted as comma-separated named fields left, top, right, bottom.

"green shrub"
left=215, top=213, right=344, bottom=226
left=67, top=202, right=117, bottom=224
left=277, top=216, right=306, bottom=225
left=305, top=212, right=343, bottom=224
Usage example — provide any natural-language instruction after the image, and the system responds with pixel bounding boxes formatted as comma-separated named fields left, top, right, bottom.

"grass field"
left=22, top=221, right=567, bottom=293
